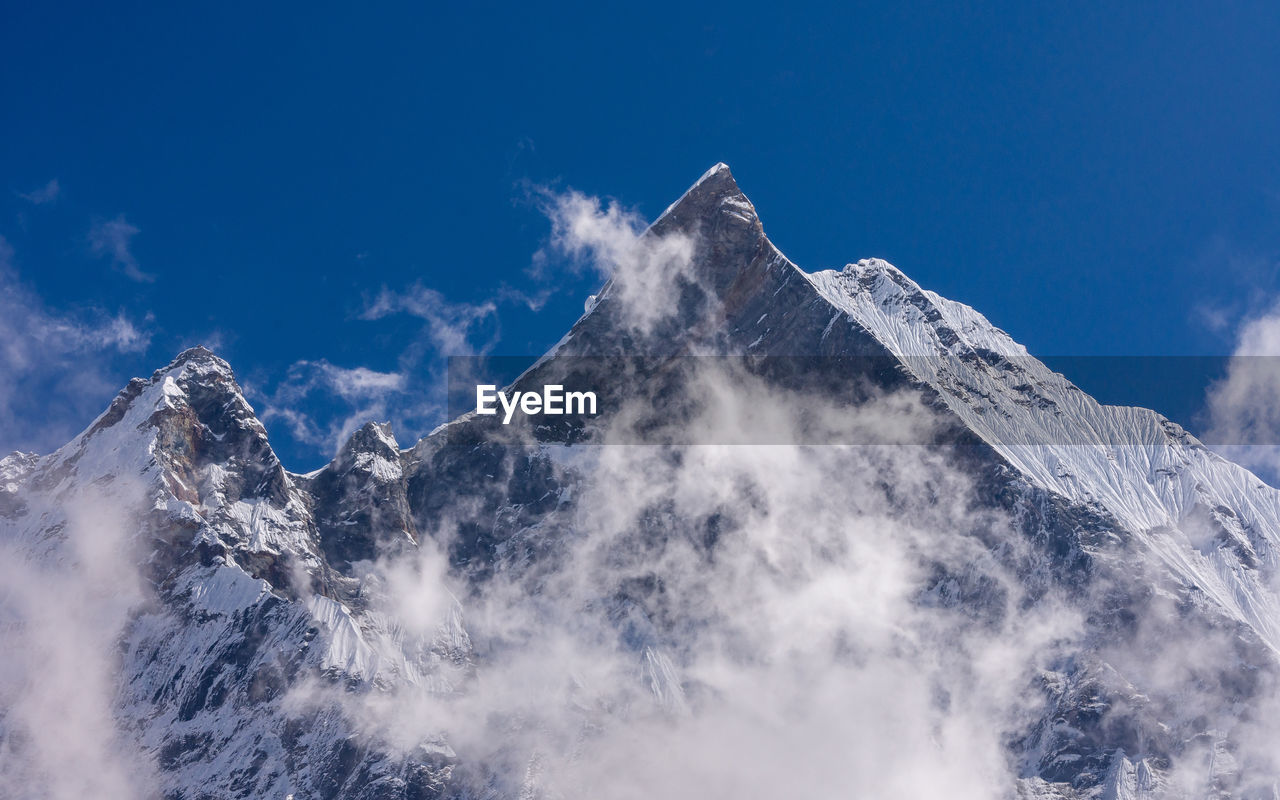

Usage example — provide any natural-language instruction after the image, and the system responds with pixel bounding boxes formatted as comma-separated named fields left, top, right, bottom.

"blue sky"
left=3, top=2, right=1279, bottom=470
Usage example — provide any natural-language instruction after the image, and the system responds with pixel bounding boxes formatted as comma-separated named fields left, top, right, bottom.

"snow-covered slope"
left=483, top=164, right=1280, bottom=796
left=808, top=259, right=1280, bottom=653
left=0, top=348, right=470, bottom=799
left=5, top=165, right=1280, bottom=799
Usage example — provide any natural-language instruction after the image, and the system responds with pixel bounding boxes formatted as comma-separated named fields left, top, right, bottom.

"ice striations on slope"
left=806, top=259, right=1280, bottom=652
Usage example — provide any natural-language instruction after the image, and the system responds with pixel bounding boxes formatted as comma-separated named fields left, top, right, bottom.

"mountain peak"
left=655, top=162, right=754, bottom=228
left=335, top=421, right=401, bottom=468
left=842, top=257, right=901, bottom=277
left=697, top=161, right=734, bottom=185
left=159, top=345, right=233, bottom=378
left=174, top=343, right=219, bottom=360
left=15, top=167, right=1280, bottom=799
left=687, top=161, right=734, bottom=192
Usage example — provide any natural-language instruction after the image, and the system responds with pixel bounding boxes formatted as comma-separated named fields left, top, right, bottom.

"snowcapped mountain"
left=3, top=164, right=1279, bottom=799
left=0, top=348, right=470, bottom=799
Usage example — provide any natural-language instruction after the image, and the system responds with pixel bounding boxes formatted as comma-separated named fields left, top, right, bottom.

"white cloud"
left=266, top=198, right=1280, bottom=791
left=261, top=184, right=697, bottom=462
left=537, top=189, right=698, bottom=337
left=495, top=283, right=553, bottom=313
left=361, top=284, right=499, bottom=356
left=0, top=236, right=151, bottom=454
left=0, top=481, right=158, bottom=799
left=18, top=178, right=60, bottom=206
left=256, top=360, right=408, bottom=455
left=312, top=361, right=406, bottom=398
left=255, top=285, right=511, bottom=462
left=287, top=362, right=1085, bottom=798
left=1203, top=301, right=1280, bottom=482
left=89, top=214, right=153, bottom=282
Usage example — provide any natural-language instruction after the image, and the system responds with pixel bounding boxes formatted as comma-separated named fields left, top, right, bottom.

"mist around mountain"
left=3, top=166, right=1280, bottom=799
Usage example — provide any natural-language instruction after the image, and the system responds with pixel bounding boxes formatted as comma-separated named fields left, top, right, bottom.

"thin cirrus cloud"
left=360, top=284, right=500, bottom=356
left=255, top=285, right=505, bottom=462
left=0, top=235, right=151, bottom=454
left=18, top=178, right=60, bottom=206
left=89, top=214, right=154, bottom=283
left=255, top=360, right=409, bottom=458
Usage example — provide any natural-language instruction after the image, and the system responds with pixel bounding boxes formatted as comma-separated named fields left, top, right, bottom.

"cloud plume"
left=1203, top=301, right=1280, bottom=483
left=287, top=362, right=1085, bottom=798
left=537, top=189, right=698, bottom=337
left=0, top=480, right=158, bottom=800
left=89, top=214, right=152, bottom=282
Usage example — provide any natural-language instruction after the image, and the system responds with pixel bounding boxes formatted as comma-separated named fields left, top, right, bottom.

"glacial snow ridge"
left=2, top=165, right=1280, bottom=799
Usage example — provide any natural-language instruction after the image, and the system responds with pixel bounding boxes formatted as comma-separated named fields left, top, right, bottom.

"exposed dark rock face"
left=4, top=165, right=1280, bottom=798
left=307, top=421, right=418, bottom=575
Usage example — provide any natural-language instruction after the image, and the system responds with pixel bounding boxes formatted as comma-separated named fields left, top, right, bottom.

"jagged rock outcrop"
left=306, top=421, right=417, bottom=575
left=4, top=165, right=1280, bottom=798
left=1, top=347, right=469, bottom=799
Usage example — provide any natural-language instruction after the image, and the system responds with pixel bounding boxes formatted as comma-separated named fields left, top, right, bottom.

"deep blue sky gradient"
left=3, top=2, right=1279, bottom=468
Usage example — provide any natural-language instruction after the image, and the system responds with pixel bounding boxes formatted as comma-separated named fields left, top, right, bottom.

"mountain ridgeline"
left=3, top=165, right=1279, bottom=799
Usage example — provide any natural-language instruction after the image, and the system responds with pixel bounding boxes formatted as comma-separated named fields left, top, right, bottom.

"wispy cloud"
left=18, top=178, right=60, bottom=206
left=361, top=284, right=499, bottom=356
left=288, top=376, right=1084, bottom=798
left=255, top=285, right=510, bottom=463
left=0, top=235, right=151, bottom=454
left=1203, top=301, right=1280, bottom=483
left=256, top=360, right=407, bottom=455
left=261, top=185, right=697, bottom=462
left=1190, top=235, right=1280, bottom=343
left=535, top=188, right=698, bottom=337
left=0, top=481, right=158, bottom=800
left=89, top=214, right=153, bottom=282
